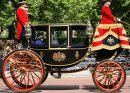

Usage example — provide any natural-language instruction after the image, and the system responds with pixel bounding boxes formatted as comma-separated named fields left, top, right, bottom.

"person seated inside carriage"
left=35, top=34, right=44, bottom=45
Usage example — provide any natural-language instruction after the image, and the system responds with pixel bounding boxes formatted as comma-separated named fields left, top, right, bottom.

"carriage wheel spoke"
left=24, top=76, right=27, bottom=89
left=97, top=76, right=105, bottom=82
left=4, top=69, right=19, bottom=72
left=114, top=76, right=123, bottom=78
left=6, top=72, right=19, bottom=78
left=19, top=52, right=22, bottom=66
left=104, top=63, right=108, bottom=72
left=30, top=72, right=36, bottom=85
left=25, top=57, right=35, bottom=68
left=27, top=73, right=30, bottom=86
left=32, top=71, right=40, bottom=79
left=96, top=74, right=105, bottom=76
left=107, top=80, right=110, bottom=89
left=18, top=75, right=23, bottom=89
left=113, top=78, right=121, bottom=84
left=27, top=63, right=40, bottom=69
left=113, top=71, right=122, bottom=75
left=109, top=63, right=111, bottom=72
left=11, top=74, right=20, bottom=85
left=112, top=65, right=117, bottom=73
left=6, top=62, right=19, bottom=69
left=99, top=68, right=105, bottom=74
left=96, top=74, right=105, bottom=78
left=111, top=80, right=115, bottom=88
left=26, top=74, right=34, bottom=86
left=27, top=72, right=40, bottom=80
left=12, top=56, right=20, bottom=67
left=102, top=79, right=107, bottom=87
left=24, top=53, right=28, bottom=67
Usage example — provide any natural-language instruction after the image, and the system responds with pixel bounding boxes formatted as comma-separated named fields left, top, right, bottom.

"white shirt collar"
left=104, top=3, right=109, bottom=7
left=20, top=6, right=25, bottom=10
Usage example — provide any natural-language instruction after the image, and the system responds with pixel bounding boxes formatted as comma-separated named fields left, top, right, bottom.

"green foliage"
left=0, top=0, right=130, bottom=39
left=0, top=1, right=15, bottom=27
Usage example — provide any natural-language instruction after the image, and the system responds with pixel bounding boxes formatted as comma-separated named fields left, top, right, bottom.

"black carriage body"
left=30, top=23, right=89, bottom=67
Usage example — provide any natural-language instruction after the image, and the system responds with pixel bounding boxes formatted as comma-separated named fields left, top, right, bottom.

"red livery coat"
left=16, top=7, right=29, bottom=40
left=100, top=5, right=115, bottom=24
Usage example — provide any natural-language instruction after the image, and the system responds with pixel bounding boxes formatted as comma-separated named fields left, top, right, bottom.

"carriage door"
left=49, top=26, right=69, bottom=49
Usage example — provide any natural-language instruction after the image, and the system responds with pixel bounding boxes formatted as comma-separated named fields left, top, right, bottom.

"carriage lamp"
left=25, top=23, right=31, bottom=39
left=86, top=20, right=93, bottom=47
left=25, top=23, right=32, bottom=48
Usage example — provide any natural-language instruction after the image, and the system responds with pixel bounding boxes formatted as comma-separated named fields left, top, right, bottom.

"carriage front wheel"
left=1, top=49, right=45, bottom=92
left=92, top=60, right=126, bottom=92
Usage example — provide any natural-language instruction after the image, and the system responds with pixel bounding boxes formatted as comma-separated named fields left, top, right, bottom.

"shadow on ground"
left=35, top=85, right=80, bottom=90
left=0, top=85, right=127, bottom=93
left=82, top=85, right=122, bottom=93
left=0, top=85, right=79, bottom=93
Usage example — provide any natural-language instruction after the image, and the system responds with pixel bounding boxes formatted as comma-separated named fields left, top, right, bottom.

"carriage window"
left=50, top=27, right=68, bottom=46
left=31, top=26, right=47, bottom=46
left=71, top=26, right=86, bottom=45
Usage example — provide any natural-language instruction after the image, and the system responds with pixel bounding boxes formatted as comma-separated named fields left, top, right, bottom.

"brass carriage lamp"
left=25, top=23, right=32, bottom=48
left=86, top=20, right=93, bottom=47
left=25, top=23, right=31, bottom=39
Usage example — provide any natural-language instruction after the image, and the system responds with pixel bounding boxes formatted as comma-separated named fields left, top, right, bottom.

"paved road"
left=0, top=77, right=130, bottom=93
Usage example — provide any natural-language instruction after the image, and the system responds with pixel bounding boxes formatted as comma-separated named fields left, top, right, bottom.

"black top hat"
left=19, top=0, right=27, bottom=4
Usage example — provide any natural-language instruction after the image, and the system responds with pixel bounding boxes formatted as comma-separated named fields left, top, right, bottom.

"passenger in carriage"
left=35, top=34, right=44, bottom=45
left=100, top=0, right=120, bottom=24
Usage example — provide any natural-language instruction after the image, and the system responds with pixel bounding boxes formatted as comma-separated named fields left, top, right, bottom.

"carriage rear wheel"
left=1, top=49, right=45, bottom=92
left=92, top=60, right=126, bottom=92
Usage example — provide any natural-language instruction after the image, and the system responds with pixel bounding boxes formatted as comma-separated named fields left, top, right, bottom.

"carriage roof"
left=30, top=23, right=87, bottom=27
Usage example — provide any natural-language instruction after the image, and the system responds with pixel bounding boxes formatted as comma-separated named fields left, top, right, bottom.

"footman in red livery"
left=16, top=0, right=29, bottom=45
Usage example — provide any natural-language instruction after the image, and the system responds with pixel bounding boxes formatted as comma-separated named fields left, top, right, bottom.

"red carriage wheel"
left=1, top=49, right=45, bottom=92
left=92, top=60, right=126, bottom=92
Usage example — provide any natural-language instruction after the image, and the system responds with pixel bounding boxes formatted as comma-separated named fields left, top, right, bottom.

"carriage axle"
left=46, top=64, right=96, bottom=74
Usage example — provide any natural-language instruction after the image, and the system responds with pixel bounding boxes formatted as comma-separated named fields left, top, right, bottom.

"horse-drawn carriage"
left=1, top=22, right=129, bottom=92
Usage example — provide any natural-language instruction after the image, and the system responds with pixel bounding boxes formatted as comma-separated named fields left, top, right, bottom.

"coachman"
left=100, top=0, right=120, bottom=24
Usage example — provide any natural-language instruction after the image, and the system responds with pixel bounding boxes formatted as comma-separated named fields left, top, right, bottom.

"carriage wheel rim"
left=2, top=50, right=44, bottom=92
left=94, top=61, right=125, bottom=91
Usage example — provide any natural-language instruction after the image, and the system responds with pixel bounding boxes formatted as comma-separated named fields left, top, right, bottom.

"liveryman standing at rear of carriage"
left=100, top=0, right=120, bottom=24
left=16, top=0, right=29, bottom=47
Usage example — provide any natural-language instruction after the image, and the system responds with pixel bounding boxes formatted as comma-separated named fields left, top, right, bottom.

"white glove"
left=116, top=18, right=121, bottom=22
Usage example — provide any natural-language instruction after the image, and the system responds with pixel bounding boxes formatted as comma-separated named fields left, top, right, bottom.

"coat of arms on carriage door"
left=52, top=51, right=66, bottom=62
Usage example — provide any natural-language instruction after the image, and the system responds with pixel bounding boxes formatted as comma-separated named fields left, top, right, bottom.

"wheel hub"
left=106, top=74, right=113, bottom=80
left=19, top=67, right=27, bottom=75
